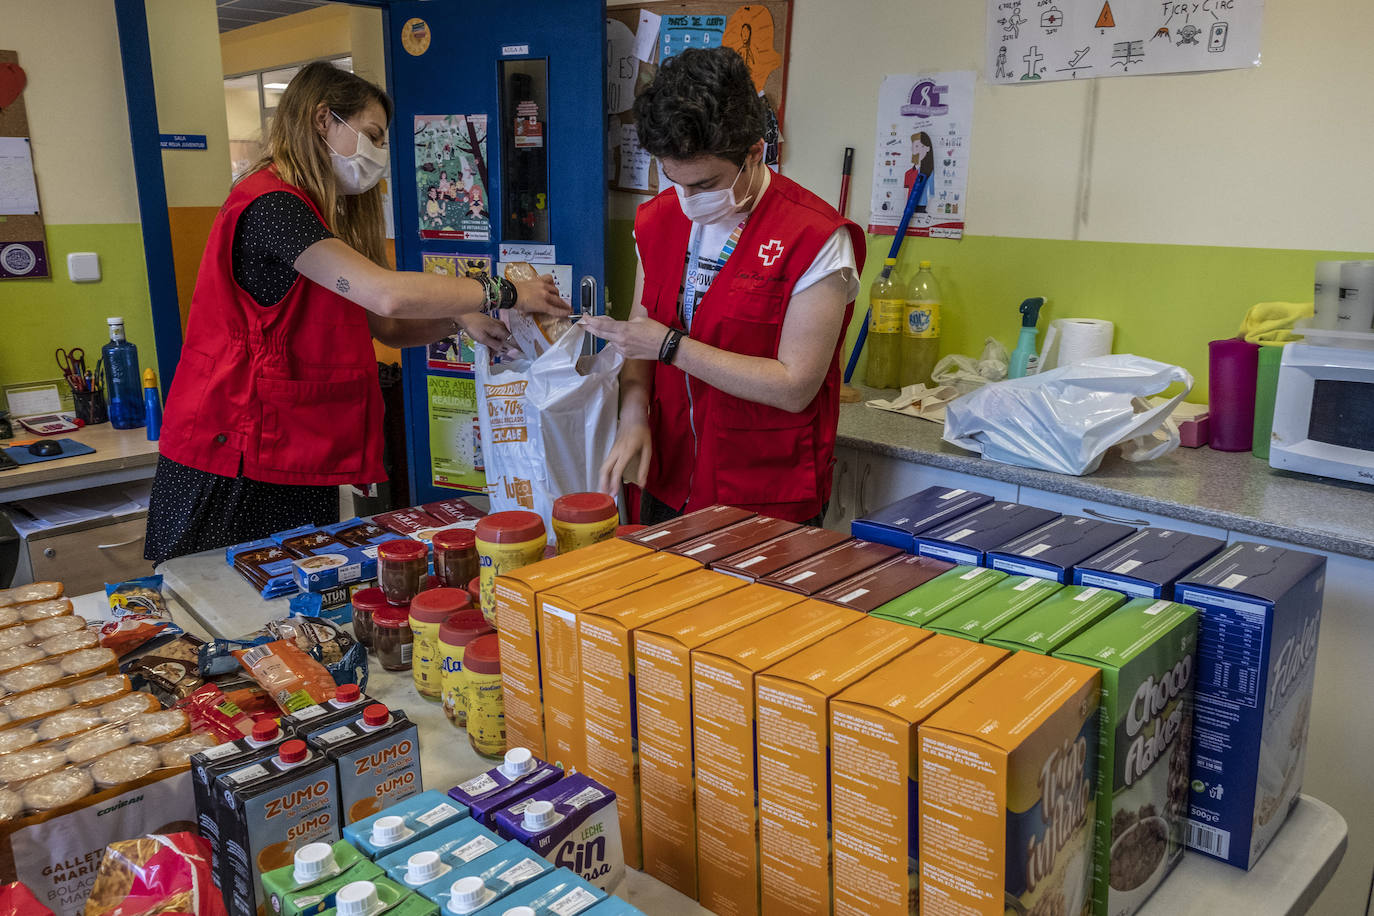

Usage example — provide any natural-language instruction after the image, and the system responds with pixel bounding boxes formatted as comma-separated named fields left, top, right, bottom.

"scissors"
left=55, top=348, right=88, bottom=389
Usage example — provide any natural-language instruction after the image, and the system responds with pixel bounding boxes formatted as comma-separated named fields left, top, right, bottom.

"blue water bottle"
left=143, top=368, right=162, bottom=441
left=102, top=317, right=145, bottom=429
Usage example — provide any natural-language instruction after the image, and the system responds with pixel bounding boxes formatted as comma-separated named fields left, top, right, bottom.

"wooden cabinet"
left=21, top=514, right=148, bottom=596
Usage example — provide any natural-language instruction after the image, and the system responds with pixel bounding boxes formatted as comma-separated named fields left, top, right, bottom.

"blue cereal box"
left=1073, top=528, right=1226, bottom=600
left=987, top=515, right=1136, bottom=584
left=914, top=501, right=1060, bottom=567
left=851, top=486, right=994, bottom=552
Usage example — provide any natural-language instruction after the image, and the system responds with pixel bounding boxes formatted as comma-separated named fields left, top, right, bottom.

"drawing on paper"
left=415, top=114, right=489, bottom=241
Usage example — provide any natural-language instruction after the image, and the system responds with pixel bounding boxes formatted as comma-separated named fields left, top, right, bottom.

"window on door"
left=224, top=56, right=352, bottom=180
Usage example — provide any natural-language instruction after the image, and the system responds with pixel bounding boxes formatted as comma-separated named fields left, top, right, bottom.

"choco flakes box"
left=919, top=651, right=1101, bottom=916
left=1056, top=598, right=1198, bottom=916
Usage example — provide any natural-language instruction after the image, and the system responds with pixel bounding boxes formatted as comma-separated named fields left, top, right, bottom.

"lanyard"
left=680, top=218, right=748, bottom=328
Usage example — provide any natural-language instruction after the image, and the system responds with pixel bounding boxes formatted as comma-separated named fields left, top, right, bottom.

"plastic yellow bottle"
left=865, top=258, right=903, bottom=389
left=902, top=260, right=942, bottom=387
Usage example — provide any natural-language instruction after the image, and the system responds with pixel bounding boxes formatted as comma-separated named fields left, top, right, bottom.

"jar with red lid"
left=467, top=576, right=481, bottom=609
left=439, top=609, right=495, bottom=725
left=433, top=529, right=480, bottom=590
left=372, top=605, right=414, bottom=672
left=350, top=587, right=388, bottom=652
left=474, top=512, right=547, bottom=625
left=409, top=588, right=471, bottom=698
left=552, top=493, right=619, bottom=554
left=378, top=539, right=428, bottom=605
left=463, top=633, right=505, bottom=757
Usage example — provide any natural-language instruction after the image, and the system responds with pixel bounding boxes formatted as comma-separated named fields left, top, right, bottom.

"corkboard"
left=606, top=2, right=792, bottom=195
left=0, top=49, right=49, bottom=280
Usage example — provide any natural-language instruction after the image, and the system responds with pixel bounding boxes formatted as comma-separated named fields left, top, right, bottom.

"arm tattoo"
left=336, top=276, right=351, bottom=293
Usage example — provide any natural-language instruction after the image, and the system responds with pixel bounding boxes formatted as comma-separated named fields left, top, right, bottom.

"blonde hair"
left=246, top=61, right=393, bottom=267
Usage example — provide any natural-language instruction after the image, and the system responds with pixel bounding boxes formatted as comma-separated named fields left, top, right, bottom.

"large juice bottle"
left=865, top=258, right=903, bottom=389
left=901, top=260, right=942, bottom=387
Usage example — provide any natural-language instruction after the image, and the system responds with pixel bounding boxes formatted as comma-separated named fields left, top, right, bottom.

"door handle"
left=832, top=461, right=850, bottom=517
left=1082, top=507, right=1152, bottom=527
left=580, top=275, right=601, bottom=356
left=97, top=536, right=145, bottom=550
left=856, top=462, right=872, bottom=517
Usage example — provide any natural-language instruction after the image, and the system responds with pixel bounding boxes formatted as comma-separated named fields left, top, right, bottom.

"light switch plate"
left=67, top=252, right=101, bottom=283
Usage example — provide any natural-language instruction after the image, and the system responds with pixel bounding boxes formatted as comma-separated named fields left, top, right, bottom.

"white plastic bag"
left=941, top=355, right=1193, bottom=475
left=475, top=321, right=624, bottom=529
left=931, top=336, right=1009, bottom=394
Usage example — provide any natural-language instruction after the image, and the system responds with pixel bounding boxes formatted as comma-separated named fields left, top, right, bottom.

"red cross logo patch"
left=758, top=239, right=784, bottom=267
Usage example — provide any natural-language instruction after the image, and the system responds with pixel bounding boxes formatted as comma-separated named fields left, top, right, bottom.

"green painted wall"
left=0, top=224, right=159, bottom=403
left=605, top=217, right=1371, bottom=403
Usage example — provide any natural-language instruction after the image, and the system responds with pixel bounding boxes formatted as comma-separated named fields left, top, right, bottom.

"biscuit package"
left=85, top=832, right=227, bottom=916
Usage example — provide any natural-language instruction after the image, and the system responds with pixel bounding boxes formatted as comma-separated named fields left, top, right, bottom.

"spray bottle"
left=142, top=368, right=162, bottom=441
left=1007, top=297, right=1046, bottom=379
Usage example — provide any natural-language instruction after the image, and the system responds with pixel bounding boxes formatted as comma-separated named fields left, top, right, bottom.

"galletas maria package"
left=851, top=486, right=995, bottom=552
left=668, top=515, right=800, bottom=566
left=986, top=515, right=1137, bottom=584
left=914, top=501, right=1061, bottom=567
left=918, top=652, right=1102, bottom=916
left=924, top=575, right=1063, bottom=642
left=1056, top=598, right=1199, bottom=916
left=620, top=505, right=754, bottom=551
left=868, top=565, right=1007, bottom=628
left=1073, top=528, right=1226, bottom=600
left=985, top=585, right=1128, bottom=655
left=1175, top=542, right=1325, bottom=869
left=709, top=526, right=849, bottom=582
left=812, top=554, right=955, bottom=613
left=759, top=539, right=903, bottom=596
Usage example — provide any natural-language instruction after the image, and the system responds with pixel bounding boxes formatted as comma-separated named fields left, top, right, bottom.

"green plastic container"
left=1252, top=344, right=1283, bottom=460
left=924, top=575, right=1060, bottom=641
left=985, top=585, right=1128, bottom=654
left=869, top=565, right=1006, bottom=627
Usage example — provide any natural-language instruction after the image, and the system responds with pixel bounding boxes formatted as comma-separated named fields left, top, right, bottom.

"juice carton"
left=282, top=683, right=374, bottom=736
left=830, top=636, right=1008, bottom=916
left=1175, top=542, right=1325, bottom=869
left=262, top=840, right=383, bottom=916
left=755, top=616, right=931, bottom=916
left=620, top=505, right=755, bottom=550
left=579, top=569, right=746, bottom=868
left=449, top=747, right=564, bottom=827
left=918, top=652, right=1101, bottom=916
left=986, top=585, right=1128, bottom=655
left=851, top=486, right=995, bottom=552
left=193, top=718, right=287, bottom=886
left=760, top=539, right=904, bottom=596
left=813, top=554, right=955, bottom=612
left=987, top=515, right=1137, bottom=584
left=1056, top=598, right=1199, bottom=915
left=925, top=575, right=1062, bottom=642
left=869, top=565, right=1007, bottom=627
left=375, top=818, right=505, bottom=888
left=539, top=552, right=701, bottom=773
left=669, top=515, right=801, bottom=565
left=494, top=869, right=608, bottom=915
left=635, top=585, right=806, bottom=898
left=710, top=526, right=849, bottom=581
left=495, top=539, right=652, bottom=758
left=218, top=739, right=342, bottom=916
left=914, top=501, right=1060, bottom=566
left=491, top=774, right=625, bottom=896
left=582, top=900, right=648, bottom=916
left=319, top=877, right=439, bottom=916
left=344, top=790, right=469, bottom=860
left=691, top=601, right=863, bottom=916
left=415, top=840, right=553, bottom=909
left=306, top=703, right=422, bottom=823
left=1073, top=528, right=1227, bottom=600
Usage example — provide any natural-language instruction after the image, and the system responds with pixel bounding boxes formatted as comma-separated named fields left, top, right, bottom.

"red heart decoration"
left=0, top=63, right=28, bottom=110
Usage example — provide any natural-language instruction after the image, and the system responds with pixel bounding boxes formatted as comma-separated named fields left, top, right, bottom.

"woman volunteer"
left=145, top=63, right=567, bottom=565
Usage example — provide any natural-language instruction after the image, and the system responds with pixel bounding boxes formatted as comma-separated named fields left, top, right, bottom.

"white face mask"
left=675, top=159, right=758, bottom=224
left=326, top=111, right=388, bottom=195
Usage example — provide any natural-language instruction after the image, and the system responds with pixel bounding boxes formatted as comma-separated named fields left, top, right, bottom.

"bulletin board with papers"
left=0, top=50, right=49, bottom=280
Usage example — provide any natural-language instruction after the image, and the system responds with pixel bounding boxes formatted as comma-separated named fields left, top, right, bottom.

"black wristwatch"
left=659, top=328, right=686, bottom=365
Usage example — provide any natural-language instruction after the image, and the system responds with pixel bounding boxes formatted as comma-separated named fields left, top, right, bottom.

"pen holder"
left=72, top=387, right=108, bottom=426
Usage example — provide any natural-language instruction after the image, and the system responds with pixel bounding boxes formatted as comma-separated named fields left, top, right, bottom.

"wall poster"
left=428, top=374, right=485, bottom=493
left=415, top=114, right=490, bottom=240
left=423, top=253, right=491, bottom=371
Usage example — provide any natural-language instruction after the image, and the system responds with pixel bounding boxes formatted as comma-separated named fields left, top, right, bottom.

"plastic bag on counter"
left=475, top=318, right=622, bottom=531
left=942, top=354, right=1193, bottom=476
left=84, top=832, right=226, bottom=916
left=931, top=336, right=1009, bottom=394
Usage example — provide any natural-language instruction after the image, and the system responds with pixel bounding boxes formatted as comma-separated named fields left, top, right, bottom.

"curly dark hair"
left=633, top=47, right=765, bottom=166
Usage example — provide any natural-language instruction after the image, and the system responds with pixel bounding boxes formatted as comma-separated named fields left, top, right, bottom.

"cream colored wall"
left=219, top=4, right=378, bottom=77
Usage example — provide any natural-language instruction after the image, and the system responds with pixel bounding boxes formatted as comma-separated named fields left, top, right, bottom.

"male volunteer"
left=586, top=47, right=865, bottom=525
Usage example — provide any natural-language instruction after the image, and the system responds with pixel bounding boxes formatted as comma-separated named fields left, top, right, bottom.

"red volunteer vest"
left=636, top=172, right=865, bottom=521
left=159, top=169, right=387, bottom=486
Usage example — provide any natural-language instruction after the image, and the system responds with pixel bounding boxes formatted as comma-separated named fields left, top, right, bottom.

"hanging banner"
left=987, top=0, right=1264, bottom=84
left=868, top=72, right=975, bottom=240
left=415, top=114, right=490, bottom=241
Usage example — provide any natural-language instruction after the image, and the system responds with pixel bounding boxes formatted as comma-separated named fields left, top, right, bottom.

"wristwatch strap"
left=659, top=328, right=686, bottom=365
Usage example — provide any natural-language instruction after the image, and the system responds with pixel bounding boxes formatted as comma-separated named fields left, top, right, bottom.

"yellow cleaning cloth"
left=1238, top=301, right=1314, bottom=346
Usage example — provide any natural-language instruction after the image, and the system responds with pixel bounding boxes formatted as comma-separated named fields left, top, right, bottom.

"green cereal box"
left=869, top=565, right=1006, bottom=627
left=987, top=585, right=1128, bottom=655
left=925, top=575, right=1060, bottom=641
left=1055, top=598, right=1198, bottom=916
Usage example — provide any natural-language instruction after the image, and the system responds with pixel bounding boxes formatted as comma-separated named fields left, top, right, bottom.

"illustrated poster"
left=423, top=253, right=490, bottom=371
left=869, top=72, right=975, bottom=240
left=428, top=374, right=485, bottom=492
left=987, top=0, right=1264, bottom=84
left=415, top=114, right=490, bottom=241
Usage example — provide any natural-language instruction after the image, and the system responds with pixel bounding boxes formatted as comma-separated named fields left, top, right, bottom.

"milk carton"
left=419, top=840, right=553, bottom=910
left=261, top=840, right=383, bottom=916
left=307, top=703, right=422, bottom=823
left=1175, top=542, right=1325, bottom=869
left=318, top=877, right=439, bottom=916
left=1057, top=598, right=1198, bottom=916
left=376, top=818, right=504, bottom=888
left=494, top=869, right=607, bottom=915
left=344, top=790, right=470, bottom=860
left=449, top=747, right=563, bottom=827
left=490, top=774, right=625, bottom=897
left=919, top=652, right=1101, bottom=916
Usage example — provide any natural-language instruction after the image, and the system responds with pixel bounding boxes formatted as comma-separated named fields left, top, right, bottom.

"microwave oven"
left=1269, top=342, right=1374, bottom=485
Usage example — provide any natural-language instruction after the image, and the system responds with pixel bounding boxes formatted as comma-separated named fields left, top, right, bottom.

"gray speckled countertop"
left=838, top=388, right=1374, bottom=561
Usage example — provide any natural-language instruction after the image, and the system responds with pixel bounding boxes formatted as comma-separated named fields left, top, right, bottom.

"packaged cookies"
left=126, top=709, right=189, bottom=743
left=3, top=687, right=72, bottom=723
left=31, top=615, right=87, bottom=640
left=37, top=708, right=105, bottom=742
left=0, top=662, right=63, bottom=695
left=0, top=728, right=37, bottom=755
left=0, top=787, right=21, bottom=821
left=71, top=675, right=132, bottom=704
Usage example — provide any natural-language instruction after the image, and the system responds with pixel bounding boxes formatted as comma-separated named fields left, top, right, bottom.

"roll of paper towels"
left=1039, top=318, right=1114, bottom=371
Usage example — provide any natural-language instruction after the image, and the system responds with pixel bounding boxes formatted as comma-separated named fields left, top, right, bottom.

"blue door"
left=382, top=0, right=606, bottom=503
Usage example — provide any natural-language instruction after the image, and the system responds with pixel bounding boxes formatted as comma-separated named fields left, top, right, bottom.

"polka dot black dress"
left=144, top=192, right=344, bottom=566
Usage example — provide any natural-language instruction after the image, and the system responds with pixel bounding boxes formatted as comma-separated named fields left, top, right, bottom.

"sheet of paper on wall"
left=660, top=13, right=726, bottom=62
left=607, top=17, right=638, bottom=114
left=619, top=124, right=652, bottom=191
left=415, top=114, right=490, bottom=241
left=986, top=0, right=1263, bottom=84
left=0, top=137, right=41, bottom=216
left=633, top=9, right=661, bottom=63
left=428, top=374, right=486, bottom=493
left=868, top=71, right=975, bottom=240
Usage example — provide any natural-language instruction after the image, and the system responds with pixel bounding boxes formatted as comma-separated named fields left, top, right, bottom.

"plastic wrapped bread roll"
left=125, top=709, right=188, bottom=743
left=59, top=647, right=117, bottom=677
left=22, top=767, right=93, bottom=811
left=0, top=662, right=63, bottom=694
left=3, top=687, right=72, bottom=722
left=89, top=745, right=161, bottom=789
left=18, top=598, right=74, bottom=622
left=0, top=626, right=34, bottom=651
left=157, top=733, right=218, bottom=768
left=66, top=726, right=133, bottom=765
left=70, top=675, right=131, bottom=704
left=0, top=728, right=38, bottom=755
left=0, top=646, right=44, bottom=673
left=0, top=582, right=64, bottom=607
left=40, top=630, right=100, bottom=656
left=30, top=615, right=87, bottom=640
left=37, top=708, right=105, bottom=742
left=98, top=692, right=160, bottom=722
left=0, top=746, right=69, bottom=784
left=0, top=608, right=20, bottom=628
left=0, top=787, right=21, bottom=821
